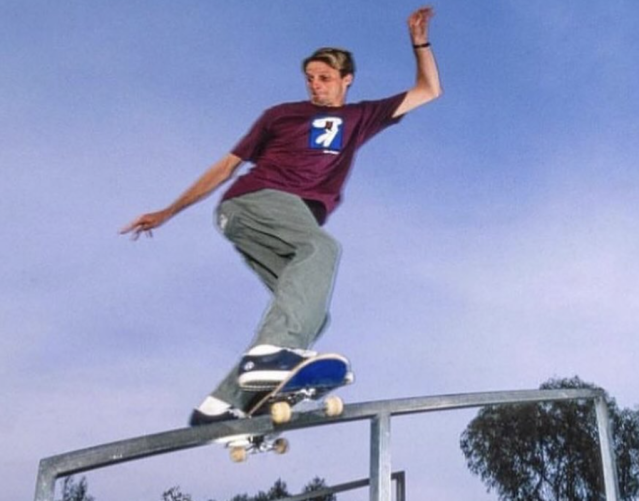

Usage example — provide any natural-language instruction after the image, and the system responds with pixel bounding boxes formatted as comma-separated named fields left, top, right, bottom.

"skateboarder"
left=121, top=6, right=442, bottom=428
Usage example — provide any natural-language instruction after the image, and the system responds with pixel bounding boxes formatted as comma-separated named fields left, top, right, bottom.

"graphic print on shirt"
left=309, top=116, right=343, bottom=154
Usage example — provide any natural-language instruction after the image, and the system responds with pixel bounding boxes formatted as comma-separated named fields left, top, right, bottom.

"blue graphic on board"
left=281, top=358, right=349, bottom=392
left=309, top=116, right=344, bottom=153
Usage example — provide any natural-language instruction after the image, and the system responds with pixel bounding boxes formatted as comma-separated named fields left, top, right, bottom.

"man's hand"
left=119, top=153, right=244, bottom=241
left=120, top=209, right=171, bottom=240
left=392, top=5, right=441, bottom=117
left=408, top=6, right=435, bottom=45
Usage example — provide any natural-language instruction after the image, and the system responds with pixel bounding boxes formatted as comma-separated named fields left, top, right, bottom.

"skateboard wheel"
left=273, top=437, right=290, bottom=455
left=271, top=401, right=292, bottom=424
left=324, top=396, right=344, bottom=417
left=230, top=446, right=248, bottom=463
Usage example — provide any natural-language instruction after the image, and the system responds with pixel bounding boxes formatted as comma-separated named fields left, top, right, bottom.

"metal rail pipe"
left=281, top=471, right=405, bottom=501
left=33, top=388, right=619, bottom=501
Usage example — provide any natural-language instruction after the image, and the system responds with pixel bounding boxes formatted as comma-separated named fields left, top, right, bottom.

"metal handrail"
left=279, top=471, right=405, bottom=501
left=33, top=388, right=619, bottom=501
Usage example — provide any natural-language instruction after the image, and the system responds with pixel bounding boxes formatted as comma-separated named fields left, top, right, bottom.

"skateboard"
left=227, top=353, right=351, bottom=462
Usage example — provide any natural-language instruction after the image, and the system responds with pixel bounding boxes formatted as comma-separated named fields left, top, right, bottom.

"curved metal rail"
left=33, top=388, right=620, bottom=501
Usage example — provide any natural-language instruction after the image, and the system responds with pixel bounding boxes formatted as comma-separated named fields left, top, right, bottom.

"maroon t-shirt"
left=222, top=92, right=406, bottom=224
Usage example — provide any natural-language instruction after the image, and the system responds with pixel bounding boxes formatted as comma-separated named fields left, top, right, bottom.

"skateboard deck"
left=227, top=353, right=351, bottom=462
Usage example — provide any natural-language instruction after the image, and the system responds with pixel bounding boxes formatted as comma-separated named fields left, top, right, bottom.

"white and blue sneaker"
left=237, top=345, right=316, bottom=390
left=189, top=397, right=250, bottom=445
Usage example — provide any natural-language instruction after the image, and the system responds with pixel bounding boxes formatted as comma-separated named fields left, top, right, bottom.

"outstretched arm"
left=120, top=153, right=243, bottom=240
left=393, top=6, right=443, bottom=118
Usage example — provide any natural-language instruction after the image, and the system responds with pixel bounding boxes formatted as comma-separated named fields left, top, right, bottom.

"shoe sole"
left=238, top=370, right=290, bottom=389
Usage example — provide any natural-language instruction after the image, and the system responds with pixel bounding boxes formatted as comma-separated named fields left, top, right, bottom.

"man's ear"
left=343, top=74, right=354, bottom=88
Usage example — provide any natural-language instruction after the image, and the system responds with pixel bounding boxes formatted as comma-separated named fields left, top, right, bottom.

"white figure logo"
left=312, top=117, right=343, bottom=149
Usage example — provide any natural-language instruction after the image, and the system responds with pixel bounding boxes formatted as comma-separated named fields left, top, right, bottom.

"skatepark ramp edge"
left=33, top=388, right=620, bottom=501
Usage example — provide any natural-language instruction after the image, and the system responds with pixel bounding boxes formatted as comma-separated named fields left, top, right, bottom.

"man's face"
left=304, top=61, right=353, bottom=108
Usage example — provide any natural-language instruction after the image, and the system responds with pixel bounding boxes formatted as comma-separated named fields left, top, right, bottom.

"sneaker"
left=238, top=345, right=316, bottom=390
left=189, top=406, right=251, bottom=445
left=189, top=408, right=242, bottom=426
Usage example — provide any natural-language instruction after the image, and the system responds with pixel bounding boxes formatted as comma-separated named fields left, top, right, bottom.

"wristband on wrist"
left=412, top=42, right=431, bottom=49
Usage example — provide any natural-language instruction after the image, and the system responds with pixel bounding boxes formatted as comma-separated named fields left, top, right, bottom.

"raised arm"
left=393, top=6, right=443, bottom=118
left=120, top=153, right=243, bottom=239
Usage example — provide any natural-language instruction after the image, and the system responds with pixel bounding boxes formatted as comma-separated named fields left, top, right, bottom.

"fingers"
left=409, top=6, right=435, bottom=25
left=408, top=6, right=435, bottom=42
left=119, top=216, right=144, bottom=235
left=124, top=226, right=154, bottom=241
left=120, top=215, right=156, bottom=240
left=128, top=227, right=153, bottom=240
left=119, top=221, right=137, bottom=235
left=417, top=5, right=435, bottom=17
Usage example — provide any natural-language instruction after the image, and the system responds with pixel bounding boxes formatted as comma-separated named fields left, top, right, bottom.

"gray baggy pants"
left=210, top=189, right=341, bottom=410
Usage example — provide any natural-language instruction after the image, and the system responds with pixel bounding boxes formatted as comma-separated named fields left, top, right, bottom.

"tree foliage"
left=55, top=474, right=338, bottom=501
left=301, top=477, right=337, bottom=501
left=227, top=478, right=290, bottom=501
left=460, top=377, right=639, bottom=501
left=163, top=486, right=193, bottom=501
left=616, top=409, right=639, bottom=500
left=171, top=476, right=336, bottom=501
left=57, top=476, right=94, bottom=501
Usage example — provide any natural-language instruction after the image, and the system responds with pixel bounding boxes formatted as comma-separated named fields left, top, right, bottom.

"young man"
left=121, top=6, right=442, bottom=428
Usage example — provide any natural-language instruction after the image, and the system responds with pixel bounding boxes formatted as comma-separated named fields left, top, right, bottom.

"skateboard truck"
left=229, top=435, right=290, bottom=463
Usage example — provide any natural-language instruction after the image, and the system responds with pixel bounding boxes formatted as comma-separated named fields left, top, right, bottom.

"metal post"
left=33, top=462, right=56, bottom=501
left=370, top=412, right=392, bottom=501
left=594, top=397, right=620, bottom=500
left=394, top=470, right=406, bottom=501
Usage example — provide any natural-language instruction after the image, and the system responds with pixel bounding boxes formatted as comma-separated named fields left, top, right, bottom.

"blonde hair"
left=302, top=47, right=356, bottom=77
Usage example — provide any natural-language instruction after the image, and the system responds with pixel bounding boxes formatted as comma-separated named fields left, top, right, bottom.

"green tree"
left=460, top=377, right=639, bottom=501
left=616, top=408, right=639, bottom=500
left=265, top=478, right=290, bottom=500
left=163, top=486, right=193, bottom=501
left=226, top=478, right=289, bottom=501
left=57, top=476, right=94, bottom=501
left=171, top=477, right=336, bottom=501
left=301, top=477, right=337, bottom=501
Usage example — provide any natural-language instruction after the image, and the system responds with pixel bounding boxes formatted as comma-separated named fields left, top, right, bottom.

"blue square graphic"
left=309, top=116, right=344, bottom=152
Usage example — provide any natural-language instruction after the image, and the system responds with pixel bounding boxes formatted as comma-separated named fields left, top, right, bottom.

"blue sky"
left=3, top=1, right=639, bottom=500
